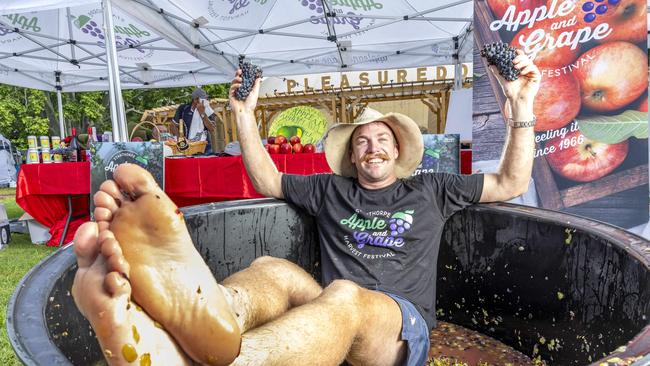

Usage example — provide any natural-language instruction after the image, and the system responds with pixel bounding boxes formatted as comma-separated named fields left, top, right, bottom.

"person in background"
left=171, top=88, right=216, bottom=153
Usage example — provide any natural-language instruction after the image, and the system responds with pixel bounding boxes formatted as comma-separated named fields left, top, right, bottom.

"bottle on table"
left=69, top=127, right=79, bottom=162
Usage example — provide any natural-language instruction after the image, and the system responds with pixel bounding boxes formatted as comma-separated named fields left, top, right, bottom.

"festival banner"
left=472, top=0, right=649, bottom=229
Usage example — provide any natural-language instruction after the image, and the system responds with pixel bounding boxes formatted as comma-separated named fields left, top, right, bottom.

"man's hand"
left=196, top=99, right=206, bottom=115
left=229, top=69, right=261, bottom=115
left=489, top=50, right=540, bottom=105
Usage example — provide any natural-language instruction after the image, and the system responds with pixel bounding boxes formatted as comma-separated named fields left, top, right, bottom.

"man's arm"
left=480, top=51, right=540, bottom=203
left=229, top=71, right=284, bottom=199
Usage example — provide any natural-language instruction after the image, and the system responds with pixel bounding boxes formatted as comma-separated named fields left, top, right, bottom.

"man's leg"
left=232, top=280, right=407, bottom=366
left=93, top=164, right=407, bottom=365
left=220, top=256, right=323, bottom=332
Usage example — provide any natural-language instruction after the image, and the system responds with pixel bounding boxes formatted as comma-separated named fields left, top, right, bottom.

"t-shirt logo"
left=339, top=210, right=415, bottom=249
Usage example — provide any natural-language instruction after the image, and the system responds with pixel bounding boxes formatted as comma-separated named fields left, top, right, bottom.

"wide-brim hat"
left=324, top=108, right=424, bottom=178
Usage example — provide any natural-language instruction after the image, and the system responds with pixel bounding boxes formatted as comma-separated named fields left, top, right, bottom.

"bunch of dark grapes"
left=480, top=42, right=519, bottom=81
left=235, top=60, right=263, bottom=101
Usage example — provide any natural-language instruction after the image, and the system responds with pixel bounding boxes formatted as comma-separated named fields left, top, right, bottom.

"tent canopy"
left=0, top=0, right=473, bottom=92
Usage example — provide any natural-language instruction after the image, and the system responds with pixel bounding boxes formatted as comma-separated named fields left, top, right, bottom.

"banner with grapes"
left=472, top=0, right=649, bottom=230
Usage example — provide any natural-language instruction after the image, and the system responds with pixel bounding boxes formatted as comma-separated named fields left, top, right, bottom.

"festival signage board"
left=472, top=0, right=649, bottom=229
left=89, top=142, right=164, bottom=214
left=268, top=106, right=328, bottom=145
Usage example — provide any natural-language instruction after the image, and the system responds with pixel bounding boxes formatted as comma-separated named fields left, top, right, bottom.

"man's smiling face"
left=350, top=121, right=399, bottom=188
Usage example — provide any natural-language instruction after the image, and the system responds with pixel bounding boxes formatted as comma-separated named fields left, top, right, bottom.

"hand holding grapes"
left=482, top=43, right=540, bottom=105
left=229, top=61, right=263, bottom=114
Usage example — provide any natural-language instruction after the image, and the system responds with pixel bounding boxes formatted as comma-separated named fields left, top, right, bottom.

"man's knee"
left=250, top=255, right=285, bottom=268
left=322, top=279, right=362, bottom=304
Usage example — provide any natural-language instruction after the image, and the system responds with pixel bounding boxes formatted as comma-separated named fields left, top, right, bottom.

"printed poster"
left=412, top=134, right=460, bottom=176
left=473, top=0, right=649, bottom=229
left=89, top=142, right=164, bottom=214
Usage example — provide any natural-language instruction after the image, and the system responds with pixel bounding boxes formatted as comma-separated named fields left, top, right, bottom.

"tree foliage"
left=0, top=83, right=229, bottom=149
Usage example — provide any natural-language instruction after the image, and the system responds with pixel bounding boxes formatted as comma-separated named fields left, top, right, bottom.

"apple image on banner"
left=486, top=0, right=546, bottom=20
left=511, top=20, right=581, bottom=68
left=590, top=0, right=646, bottom=44
left=574, top=41, right=648, bottom=112
left=531, top=69, right=581, bottom=132
left=545, top=130, right=629, bottom=182
left=267, top=136, right=276, bottom=145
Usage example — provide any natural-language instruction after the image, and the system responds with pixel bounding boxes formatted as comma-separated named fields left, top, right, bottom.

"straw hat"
left=324, top=108, right=424, bottom=178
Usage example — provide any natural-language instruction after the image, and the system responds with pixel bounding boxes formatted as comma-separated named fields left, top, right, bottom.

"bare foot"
left=72, top=222, right=191, bottom=365
left=93, top=164, right=241, bottom=366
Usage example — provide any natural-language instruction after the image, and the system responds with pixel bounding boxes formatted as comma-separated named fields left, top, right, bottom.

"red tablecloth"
left=16, top=154, right=331, bottom=246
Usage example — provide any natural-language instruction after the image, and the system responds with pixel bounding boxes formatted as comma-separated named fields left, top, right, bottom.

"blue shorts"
left=383, top=292, right=430, bottom=366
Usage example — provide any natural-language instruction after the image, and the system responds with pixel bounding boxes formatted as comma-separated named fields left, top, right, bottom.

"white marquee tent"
left=0, top=0, right=474, bottom=140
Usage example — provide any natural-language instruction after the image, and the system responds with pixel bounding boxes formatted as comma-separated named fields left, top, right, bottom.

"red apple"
left=131, top=136, right=143, bottom=142
left=268, top=144, right=280, bottom=154
left=289, top=135, right=301, bottom=145
left=275, top=135, right=287, bottom=145
left=545, top=129, right=628, bottom=182
left=486, top=0, right=546, bottom=20
left=530, top=68, right=581, bottom=132
left=267, top=136, right=275, bottom=145
left=303, top=143, right=316, bottom=153
left=636, top=92, right=648, bottom=112
left=510, top=19, right=580, bottom=68
left=279, top=142, right=292, bottom=154
left=292, top=143, right=303, bottom=154
left=264, top=143, right=270, bottom=152
left=574, top=41, right=648, bottom=112
left=591, top=0, right=646, bottom=44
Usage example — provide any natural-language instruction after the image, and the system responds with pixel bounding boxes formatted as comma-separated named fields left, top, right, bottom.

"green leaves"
left=576, top=110, right=648, bottom=144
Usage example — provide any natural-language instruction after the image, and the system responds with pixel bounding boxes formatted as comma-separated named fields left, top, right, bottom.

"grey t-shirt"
left=281, top=172, right=484, bottom=331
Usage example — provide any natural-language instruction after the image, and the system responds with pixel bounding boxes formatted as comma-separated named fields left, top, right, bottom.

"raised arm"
left=480, top=50, right=540, bottom=203
left=229, top=70, right=284, bottom=199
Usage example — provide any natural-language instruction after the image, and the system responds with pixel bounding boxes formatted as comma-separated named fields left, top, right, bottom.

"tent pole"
left=102, top=0, right=128, bottom=142
left=56, top=90, right=66, bottom=138
left=453, top=36, right=462, bottom=90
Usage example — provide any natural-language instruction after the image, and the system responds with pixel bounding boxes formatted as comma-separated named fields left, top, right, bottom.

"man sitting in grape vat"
left=70, top=51, right=540, bottom=366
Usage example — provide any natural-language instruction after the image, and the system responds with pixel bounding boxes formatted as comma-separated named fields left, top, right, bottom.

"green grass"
left=0, top=188, right=56, bottom=365
left=0, top=187, right=23, bottom=220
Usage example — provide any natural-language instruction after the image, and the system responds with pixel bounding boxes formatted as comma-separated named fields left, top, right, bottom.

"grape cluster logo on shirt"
left=339, top=209, right=415, bottom=251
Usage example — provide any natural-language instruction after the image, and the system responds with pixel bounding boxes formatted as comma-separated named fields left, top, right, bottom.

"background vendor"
left=171, top=88, right=216, bottom=153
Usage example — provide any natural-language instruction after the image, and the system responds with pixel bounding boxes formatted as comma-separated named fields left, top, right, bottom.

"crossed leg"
left=73, top=164, right=408, bottom=366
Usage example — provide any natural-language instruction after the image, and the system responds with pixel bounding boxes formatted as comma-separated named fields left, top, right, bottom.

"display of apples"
left=303, top=143, right=316, bottom=154
left=265, top=135, right=313, bottom=154
left=533, top=69, right=581, bottom=132
left=573, top=41, right=648, bottom=113
left=544, top=130, right=629, bottom=182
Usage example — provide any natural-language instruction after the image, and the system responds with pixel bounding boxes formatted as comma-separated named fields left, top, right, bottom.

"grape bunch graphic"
left=388, top=210, right=414, bottom=238
left=73, top=15, right=104, bottom=40
left=298, top=0, right=324, bottom=13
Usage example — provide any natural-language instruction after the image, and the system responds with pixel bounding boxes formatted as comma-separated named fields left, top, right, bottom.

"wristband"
left=507, top=116, right=536, bottom=128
